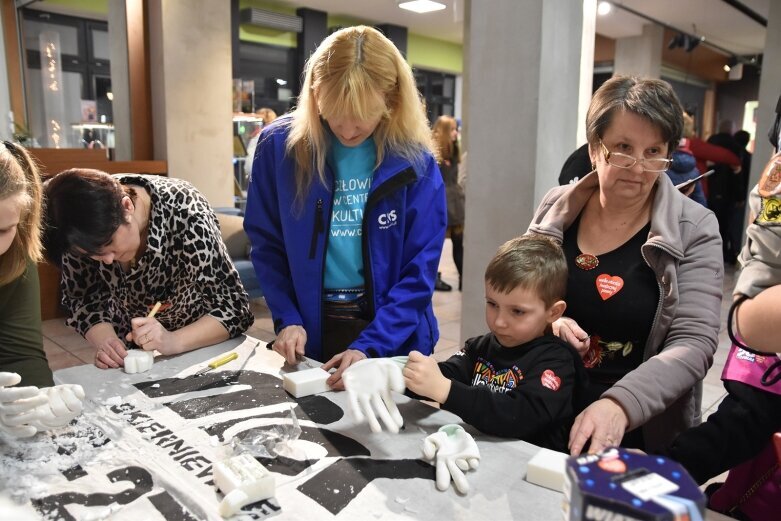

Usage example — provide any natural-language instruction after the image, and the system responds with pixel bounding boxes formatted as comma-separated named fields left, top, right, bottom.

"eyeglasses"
left=600, top=141, right=672, bottom=172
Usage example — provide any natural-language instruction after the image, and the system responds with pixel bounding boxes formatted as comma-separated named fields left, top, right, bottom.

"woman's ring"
left=142, top=334, right=149, bottom=344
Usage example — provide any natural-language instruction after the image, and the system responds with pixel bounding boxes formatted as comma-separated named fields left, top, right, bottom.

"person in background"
left=244, top=108, right=278, bottom=179
left=527, top=76, right=723, bottom=456
left=404, top=236, right=586, bottom=451
left=0, top=141, right=84, bottom=438
left=244, top=26, right=446, bottom=390
left=432, top=115, right=465, bottom=291
left=43, top=170, right=254, bottom=369
left=727, top=129, right=752, bottom=262
left=679, top=112, right=741, bottom=200
left=668, top=144, right=707, bottom=206
left=707, top=120, right=744, bottom=263
left=558, top=144, right=593, bottom=186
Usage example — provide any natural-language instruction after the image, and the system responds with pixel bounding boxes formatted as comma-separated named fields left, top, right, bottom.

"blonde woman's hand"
left=323, top=349, right=368, bottom=390
left=552, top=317, right=590, bottom=356
left=272, top=325, right=307, bottom=366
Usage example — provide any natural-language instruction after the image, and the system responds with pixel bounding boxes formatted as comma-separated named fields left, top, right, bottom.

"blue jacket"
left=244, top=120, right=447, bottom=361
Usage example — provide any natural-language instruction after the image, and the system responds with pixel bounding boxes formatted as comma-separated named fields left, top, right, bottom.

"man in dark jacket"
left=707, top=120, right=743, bottom=263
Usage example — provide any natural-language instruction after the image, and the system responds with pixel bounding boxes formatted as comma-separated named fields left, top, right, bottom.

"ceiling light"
left=398, top=0, right=446, bottom=14
left=276, top=78, right=287, bottom=86
left=724, top=56, right=738, bottom=72
left=597, top=2, right=612, bottom=16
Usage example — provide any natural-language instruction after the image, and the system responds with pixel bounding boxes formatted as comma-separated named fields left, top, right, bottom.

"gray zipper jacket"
left=527, top=172, right=723, bottom=452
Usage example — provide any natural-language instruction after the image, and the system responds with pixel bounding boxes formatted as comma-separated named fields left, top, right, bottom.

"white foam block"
left=124, top=350, right=154, bottom=374
left=213, top=453, right=275, bottom=517
left=526, top=448, right=570, bottom=492
left=281, top=367, right=331, bottom=398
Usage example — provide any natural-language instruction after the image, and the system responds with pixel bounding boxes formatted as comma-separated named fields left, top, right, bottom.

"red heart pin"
left=540, top=369, right=561, bottom=391
left=596, top=274, right=624, bottom=301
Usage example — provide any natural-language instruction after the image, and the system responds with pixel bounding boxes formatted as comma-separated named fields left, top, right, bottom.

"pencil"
left=148, top=301, right=162, bottom=318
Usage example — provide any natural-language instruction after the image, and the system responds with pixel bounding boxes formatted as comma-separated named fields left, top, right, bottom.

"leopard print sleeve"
left=60, top=252, right=114, bottom=337
left=181, top=195, right=254, bottom=337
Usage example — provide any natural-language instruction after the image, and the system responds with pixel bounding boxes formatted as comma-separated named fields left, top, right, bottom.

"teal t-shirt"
left=324, top=136, right=376, bottom=292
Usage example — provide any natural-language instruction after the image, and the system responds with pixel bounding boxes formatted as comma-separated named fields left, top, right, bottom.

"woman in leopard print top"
left=43, top=170, right=253, bottom=369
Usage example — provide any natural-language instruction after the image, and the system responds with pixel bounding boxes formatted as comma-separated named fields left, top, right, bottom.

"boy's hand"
left=403, top=351, right=451, bottom=404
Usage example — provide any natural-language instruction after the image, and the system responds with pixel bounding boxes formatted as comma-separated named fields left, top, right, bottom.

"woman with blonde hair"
left=244, top=25, right=447, bottom=388
left=0, top=141, right=48, bottom=386
left=432, top=115, right=465, bottom=290
left=0, top=141, right=84, bottom=438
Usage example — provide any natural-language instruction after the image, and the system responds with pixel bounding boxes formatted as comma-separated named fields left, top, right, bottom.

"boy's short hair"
left=485, top=235, right=567, bottom=307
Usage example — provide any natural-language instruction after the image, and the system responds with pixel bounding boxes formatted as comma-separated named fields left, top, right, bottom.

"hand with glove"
left=30, top=384, right=85, bottom=430
left=342, top=358, right=405, bottom=433
left=0, top=372, right=47, bottom=438
left=422, top=424, right=480, bottom=494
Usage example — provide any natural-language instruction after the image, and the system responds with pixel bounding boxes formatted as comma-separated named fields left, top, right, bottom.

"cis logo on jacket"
left=377, top=210, right=398, bottom=230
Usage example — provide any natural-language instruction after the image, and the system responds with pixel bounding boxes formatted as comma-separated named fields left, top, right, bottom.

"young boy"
left=403, top=235, right=587, bottom=451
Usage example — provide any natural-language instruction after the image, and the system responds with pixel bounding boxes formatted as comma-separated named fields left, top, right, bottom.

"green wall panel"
left=408, top=33, right=462, bottom=73
left=239, top=0, right=297, bottom=47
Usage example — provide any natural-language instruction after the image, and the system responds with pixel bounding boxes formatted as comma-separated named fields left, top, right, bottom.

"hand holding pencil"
left=126, top=301, right=172, bottom=353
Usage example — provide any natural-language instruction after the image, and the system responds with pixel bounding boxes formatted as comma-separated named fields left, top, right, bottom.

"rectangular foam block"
left=281, top=367, right=331, bottom=398
left=213, top=453, right=275, bottom=517
left=526, top=448, right=569, bottom=492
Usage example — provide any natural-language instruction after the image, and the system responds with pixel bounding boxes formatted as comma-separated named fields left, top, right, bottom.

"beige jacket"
left=527, top=172, right=723, bottom=452
left=735, top=185, right=781, bottom=298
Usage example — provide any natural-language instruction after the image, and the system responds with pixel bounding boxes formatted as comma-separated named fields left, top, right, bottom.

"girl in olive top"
left=0, top=141, right=53, bottom=387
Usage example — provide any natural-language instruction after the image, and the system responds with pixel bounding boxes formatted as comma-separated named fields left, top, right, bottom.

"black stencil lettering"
left=297, top=459, right=435, bottom=515
left=146, top=491, right=198, bottom=521
left=33, top=466, right=153, bottom=521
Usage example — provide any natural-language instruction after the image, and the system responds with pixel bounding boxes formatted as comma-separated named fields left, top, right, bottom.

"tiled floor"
left=43, top=239, right=735, bottom=418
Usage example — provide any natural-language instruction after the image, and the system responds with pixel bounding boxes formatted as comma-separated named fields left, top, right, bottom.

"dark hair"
left=586, top=76, right=684, bottom=155
left=43, top=169, right=135, bottom=264
left=734, top=130, right=750, bottom=148
left=485, top=235, right=567, bottom=307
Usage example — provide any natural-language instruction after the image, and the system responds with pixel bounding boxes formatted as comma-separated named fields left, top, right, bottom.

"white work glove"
left=29, top=384, right=85, bottom=430
left=0, top=372, right=46, bottom=438
left=422, top=424, right=481, bottom=494
left=342, top=358, right=405, bottom=433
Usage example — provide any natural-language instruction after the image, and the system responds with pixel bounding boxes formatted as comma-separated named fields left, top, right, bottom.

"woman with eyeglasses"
left=527, top=76, right=723, bottom=456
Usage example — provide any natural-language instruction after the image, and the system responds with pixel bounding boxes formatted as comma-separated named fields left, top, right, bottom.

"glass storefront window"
left=21, top=9, right=111, bottom=150
left=91, top=28, right=109, bottom=61
left=25, top=67, right=84, bottom=148
left=23, top=20, right=79, bottom=55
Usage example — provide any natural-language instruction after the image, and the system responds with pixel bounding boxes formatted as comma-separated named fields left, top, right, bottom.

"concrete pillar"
left=614, top=24, right=663, bottom=78
left=460, top=0, right=591, bottom=340
left=147, top=0, right=233, bottom=207
left=751, top=1, right=781, bottom=186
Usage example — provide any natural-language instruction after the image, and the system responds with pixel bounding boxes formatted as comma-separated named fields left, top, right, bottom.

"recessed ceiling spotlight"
left=597, top=2, right=612, bottom=16
left=398, top=1, right=447, bottom=14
